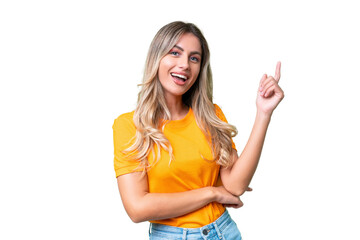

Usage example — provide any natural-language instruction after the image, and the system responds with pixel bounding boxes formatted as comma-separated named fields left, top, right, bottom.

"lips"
left=171, top=75, right=186, bottom=85
left=170, top=72, right=189, bottom=86
left=170, top=73, right=188, bottom=80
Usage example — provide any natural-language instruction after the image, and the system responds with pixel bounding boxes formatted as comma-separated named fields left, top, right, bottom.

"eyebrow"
left=174, top=45, right=202, bottom=56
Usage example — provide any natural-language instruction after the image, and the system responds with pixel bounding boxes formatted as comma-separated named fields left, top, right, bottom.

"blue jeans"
left=149, top=210, right=242, bottom=240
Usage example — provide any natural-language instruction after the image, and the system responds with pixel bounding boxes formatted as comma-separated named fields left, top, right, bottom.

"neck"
left=164, top=94, right=189, bottom=120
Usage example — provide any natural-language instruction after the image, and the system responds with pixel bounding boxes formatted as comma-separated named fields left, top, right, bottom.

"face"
left=157, top=33, right=202, bottom=101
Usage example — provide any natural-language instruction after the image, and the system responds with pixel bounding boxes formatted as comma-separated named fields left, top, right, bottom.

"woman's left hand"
left=222, top=187, right=252, bottom=209
left=256, top=61, right=284, bottom=116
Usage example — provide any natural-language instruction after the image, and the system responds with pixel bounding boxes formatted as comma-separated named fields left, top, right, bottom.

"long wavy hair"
left=123, top=21, right=237, bottom=171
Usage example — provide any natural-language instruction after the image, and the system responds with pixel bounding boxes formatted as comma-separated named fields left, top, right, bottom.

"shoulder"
left=213, top=103, right=227, bottom=122
left=113, top=111, right=136, bottom=132
left=213, top=103, right=222, bottom=114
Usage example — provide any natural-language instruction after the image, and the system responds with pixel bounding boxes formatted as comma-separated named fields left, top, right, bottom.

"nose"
left=178, top=55, right=189, bottom=70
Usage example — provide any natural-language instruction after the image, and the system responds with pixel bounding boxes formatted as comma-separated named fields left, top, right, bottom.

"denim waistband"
left=150, top=209, right=232, bottom=237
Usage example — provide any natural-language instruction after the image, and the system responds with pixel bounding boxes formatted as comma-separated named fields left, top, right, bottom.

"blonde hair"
left=124, top=21, right=237, bottom=171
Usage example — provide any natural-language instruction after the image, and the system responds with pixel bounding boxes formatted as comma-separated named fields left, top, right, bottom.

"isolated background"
left=1, top=0, right=359, bottom=239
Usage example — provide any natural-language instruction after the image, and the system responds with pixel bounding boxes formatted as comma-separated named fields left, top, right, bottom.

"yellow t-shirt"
left=113, top=104, right=236, bottom=228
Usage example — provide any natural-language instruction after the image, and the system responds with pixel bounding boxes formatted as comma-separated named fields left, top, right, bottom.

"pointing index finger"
left=274, top=61, right=281, bottom=82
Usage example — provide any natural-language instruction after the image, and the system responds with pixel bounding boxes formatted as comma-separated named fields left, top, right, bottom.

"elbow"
left=123, top=193, right=154, bottom=223
left=126, top=205, right=148, bottom=223
left=129, top=214, right=144, bottom=224
left=128, top=209, right=147, bottom=223
left=223, top=184, right=248, bottom=197
left=229, top=187, right=246, bottom=197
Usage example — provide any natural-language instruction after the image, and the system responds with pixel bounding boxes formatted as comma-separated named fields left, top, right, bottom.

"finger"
left=246, top=187, right=253, bottom=191
left=224, top=204, right=242, bottom=209
left=274, top=84, right=285, bottom=99
left=274, top=61, right=281, bottom=82
left=261, top=79, right=276, bottom=97
left=226, top=204, right=238, bottom=207
left=259, top=74, right=267, bottom=90
left=263, top=85, right=276, bottom=98
left=265, top=83, right=285, bottom=98
left=261, top=76, right=276, bottom=90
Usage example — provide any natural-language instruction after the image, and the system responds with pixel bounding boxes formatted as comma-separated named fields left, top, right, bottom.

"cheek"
left=159, top=57, right=173, bottom=70
left=158, top=58, right=172, bottom=79
left=193, top=66, right=201, bottom=79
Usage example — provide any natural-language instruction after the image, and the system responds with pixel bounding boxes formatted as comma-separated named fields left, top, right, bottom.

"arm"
left=117, top=171, right=242, bottom=223
left=221, top=112, right=271, bottom=196
left=221, top=62, right=284, bottom=196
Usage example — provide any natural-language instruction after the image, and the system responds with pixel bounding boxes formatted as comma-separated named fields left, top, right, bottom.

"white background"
left=1, top=0, right=359, bottom=239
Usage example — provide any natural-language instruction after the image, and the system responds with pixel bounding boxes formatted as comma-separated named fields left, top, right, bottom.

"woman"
left=113, top=21, right=284, bottom=239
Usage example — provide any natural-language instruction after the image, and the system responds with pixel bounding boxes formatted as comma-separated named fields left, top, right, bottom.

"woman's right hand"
left=213, top=186, right=244, bottom=209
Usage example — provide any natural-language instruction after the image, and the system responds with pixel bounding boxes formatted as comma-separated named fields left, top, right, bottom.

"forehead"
left=174, top=33, right=202, bottom=54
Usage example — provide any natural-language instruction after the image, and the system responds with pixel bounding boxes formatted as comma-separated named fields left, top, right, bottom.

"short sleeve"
left=113, top=113, right=143, bottom=178
left=214, top=104, right=237, bottom=150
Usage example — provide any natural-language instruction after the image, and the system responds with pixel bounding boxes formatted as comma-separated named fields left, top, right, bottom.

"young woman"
left=113, top=21, right=284, bottom=239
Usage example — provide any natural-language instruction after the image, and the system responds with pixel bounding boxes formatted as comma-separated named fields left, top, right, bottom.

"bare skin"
left=117, top=33, right=245, bottom=223
left=117, top=172, right=244, bottom=223
left=221, top=62, right=284, bottom=196
left=116, top=32, right=284, bottom=222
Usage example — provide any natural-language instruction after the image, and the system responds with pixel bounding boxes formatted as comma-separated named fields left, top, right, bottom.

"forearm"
left=222, top=111, right=271, bottom=196
left=118, top=169, right=241, bottom=223
left=126, top=187, right=216, bottom=223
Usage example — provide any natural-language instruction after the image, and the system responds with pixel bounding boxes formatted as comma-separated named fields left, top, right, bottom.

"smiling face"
left=157, top=33, right=202, bottom=102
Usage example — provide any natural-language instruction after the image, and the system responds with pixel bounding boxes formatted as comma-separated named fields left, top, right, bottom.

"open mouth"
left=171, top=73, right=188, bottom=82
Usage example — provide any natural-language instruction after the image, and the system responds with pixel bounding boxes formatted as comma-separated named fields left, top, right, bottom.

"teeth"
left=171, top=73, right=187, bottom=80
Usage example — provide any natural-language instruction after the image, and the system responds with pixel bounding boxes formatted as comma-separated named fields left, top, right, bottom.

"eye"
left=170, top=51, right=180, bottom=56
left=190, top=56, right=200, bottom=62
